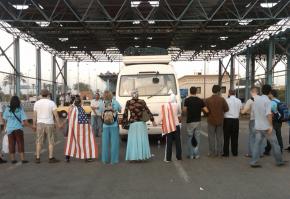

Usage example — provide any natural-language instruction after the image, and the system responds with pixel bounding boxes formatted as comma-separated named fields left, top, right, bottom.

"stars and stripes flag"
left=65, top=106, right=98, bottom=159
left=161, top=103, right=177, bottom=135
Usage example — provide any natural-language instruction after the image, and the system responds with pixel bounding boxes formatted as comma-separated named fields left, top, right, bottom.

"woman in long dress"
left=123, top=90, right=157, bottom=161
left=64, top=95, right=98, bottom=162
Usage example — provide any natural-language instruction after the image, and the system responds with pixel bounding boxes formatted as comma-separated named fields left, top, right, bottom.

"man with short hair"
left=205, top=85, right=229, bottom=157
left=33, top=89, right=62, bottom=163
left=264, top=89, right=283, bottom=154
left=91, top=92, right=103, bottom=137
left=183, top=86, right=209, bottom=159
left=250, top=84, right=286, bottom=167
left=241, top=86, right=263, bottom=157
left=223, top=90, right=242, bottom=157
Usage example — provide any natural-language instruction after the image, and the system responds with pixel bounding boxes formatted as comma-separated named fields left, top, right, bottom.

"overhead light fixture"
left=238, top=19, right=252, bottom=25
left=132, top=20, right=140, bottom=25
left=210, top=45, right=216, bottom=48
left=131, top=1, right=141, bottom=7
left=59, top=37, right=68, bottom=42
left=148, top=20, right=155, bottom=24
left=70, top=46, right=78, bottom=49
left=147, top=45, right=151, bottom=48
left=225, top=22, right=229, bottom=26
left=12, top=4, right=29, bottom=10
left=38, top=4, right=44, bottom=9
left=260, top=2, right=279, bottom=8
left=149, top=1, right=159, bottom=7
left=36, top=21, right=50, bottom=27
left=147, top=37, right=153, bottom=40
left=219, top=36, right=228, bottom=40
left=135, top=45, right=140, bottom=48
left=245, top=3, right=251, bottom=8
left=134, top=37, right=139, bottom=40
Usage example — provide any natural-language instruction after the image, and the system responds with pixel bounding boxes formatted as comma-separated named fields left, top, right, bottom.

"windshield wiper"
left=147, top=86, right=166, bottom=99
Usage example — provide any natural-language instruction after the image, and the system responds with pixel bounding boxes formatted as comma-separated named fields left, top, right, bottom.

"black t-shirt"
left=184, top=96, right=205, bottom=123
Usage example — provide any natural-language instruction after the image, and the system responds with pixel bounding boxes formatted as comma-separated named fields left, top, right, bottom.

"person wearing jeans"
left=205, top=85, right=229, bottom=157
left=250, top=84, right=286, bottom=167
left=183, top=87, right=208, bottom=159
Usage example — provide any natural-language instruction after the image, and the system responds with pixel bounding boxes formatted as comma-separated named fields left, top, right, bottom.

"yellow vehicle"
left=57, top=100, right=92, bottom=118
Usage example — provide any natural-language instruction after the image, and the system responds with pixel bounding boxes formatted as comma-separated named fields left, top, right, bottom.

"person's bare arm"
left=202, top=106, right=209, bottom=114
left=267, top=114, right=273, bottom=135
left=182, top=106, right=187, bottom=113
left=53, top=110, right=62, bottom=128
left=32, top=111, right=37, bottom=131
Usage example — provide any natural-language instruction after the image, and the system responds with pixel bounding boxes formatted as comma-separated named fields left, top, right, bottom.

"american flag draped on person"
left=65, top=103, right=98, bottom=160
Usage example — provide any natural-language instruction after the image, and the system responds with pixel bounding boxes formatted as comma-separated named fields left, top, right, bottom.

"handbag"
left=2, top=134, right=9, bottom=154
left=141, top=110, right=150, bottom=122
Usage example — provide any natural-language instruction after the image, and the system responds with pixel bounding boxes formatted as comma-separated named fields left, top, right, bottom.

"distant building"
left=178, top=73, right=235, bottom=99
left=99, top=71, right=118, bottom=92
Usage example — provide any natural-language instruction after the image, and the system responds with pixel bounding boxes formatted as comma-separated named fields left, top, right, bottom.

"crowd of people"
left=0, top=84, right=289, bottom=168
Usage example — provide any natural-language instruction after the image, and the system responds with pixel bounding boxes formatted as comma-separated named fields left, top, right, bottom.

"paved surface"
left=0, top=119, right=290, bottom=199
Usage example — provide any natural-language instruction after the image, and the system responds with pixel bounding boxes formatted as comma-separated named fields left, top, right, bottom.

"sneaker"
left=194, top=155, right=200, bottom=159
left=21, top=160, right=29, bottom=164
left=35, top=158, right=40, bottom=164
left=250, top=164, right=262, bottom=168
left=48, top=157, right=60, bottom=163
left=277, top=161, right=288, bottom=167
left=85, top=158, right=94, bottom=163
left=11, top=160, right=17, bottom=164
left=0, top=158, right=7, bottom=164
left=164, top=160, right=171, bottom=163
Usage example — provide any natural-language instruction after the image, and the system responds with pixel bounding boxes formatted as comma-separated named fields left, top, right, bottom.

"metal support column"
left=14, top=36, right=20, bottom=96
left=218, top=59, right=222, bottom=86
left=250, top=53, right=256, bottom=87
left=266, top=37, right=275, bottom=85
left=230, top=54, right=235, bottom=90
left=245, top=48, right=251, bottom=100
left=286, top=43, right=290, bottom=106
left=36, top=48, right=41, bottom=96
left=63, top=60, right=68, bottom=93
left=52, top=55, right=56, bottom=102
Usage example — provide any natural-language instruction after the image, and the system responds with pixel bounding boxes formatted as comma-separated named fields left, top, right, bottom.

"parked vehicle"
left=56, top=100, right=92, bottom=118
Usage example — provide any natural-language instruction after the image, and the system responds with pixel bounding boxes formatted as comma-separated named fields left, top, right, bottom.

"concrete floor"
left=0, top=119, right=290, bottom=199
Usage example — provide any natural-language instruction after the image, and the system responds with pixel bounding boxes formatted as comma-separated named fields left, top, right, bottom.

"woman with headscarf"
left=100, top=90, right=121, bottom=164
left=123, top=89, right=157, bottom=162
left=160, top=93, right=182, bottom=162
left=64, top=95, right=98, bottom=162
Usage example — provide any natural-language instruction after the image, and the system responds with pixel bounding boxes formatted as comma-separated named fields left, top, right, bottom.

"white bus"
left=116, top=55, right=181, bottom=135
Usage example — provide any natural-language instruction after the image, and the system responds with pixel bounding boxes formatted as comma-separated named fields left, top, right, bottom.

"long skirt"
left=125, top=121, right=151, bottom=161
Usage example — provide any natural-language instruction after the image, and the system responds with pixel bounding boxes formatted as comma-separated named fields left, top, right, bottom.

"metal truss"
left=0, top=0, right=289, bottom=62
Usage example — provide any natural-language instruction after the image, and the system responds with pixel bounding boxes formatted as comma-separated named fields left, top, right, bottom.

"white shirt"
left=243, top=95, right=259, bottom=120
left=34, top=98, right=57, bottom=124
left=253, top=95, right=272, bottom=131
left=224, top=96, right=242, bottom=119
left=90, top=99, right=102, bottom=116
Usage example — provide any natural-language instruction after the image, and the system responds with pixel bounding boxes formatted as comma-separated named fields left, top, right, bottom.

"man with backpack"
left=264, top=89, right=287, bottom=154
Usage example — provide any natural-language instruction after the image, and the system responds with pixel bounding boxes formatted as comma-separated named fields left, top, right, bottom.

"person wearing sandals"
left=0, top=103, right=7, bottom=164
left=2, top=96, right=30, bottom=164
left=123, top=89, right=157, bottom=162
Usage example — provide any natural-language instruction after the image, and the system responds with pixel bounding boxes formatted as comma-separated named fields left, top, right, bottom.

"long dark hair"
left=74, top=95, right=81, bottom=107
left=10, top=96, right=21, bottom=113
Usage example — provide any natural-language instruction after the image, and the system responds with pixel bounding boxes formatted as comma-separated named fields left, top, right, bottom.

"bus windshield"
left=119, top=74, right=177, bottom=97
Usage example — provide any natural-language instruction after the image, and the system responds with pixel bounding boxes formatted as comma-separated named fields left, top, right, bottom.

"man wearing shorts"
left=33, top=89, right=62, bottom=163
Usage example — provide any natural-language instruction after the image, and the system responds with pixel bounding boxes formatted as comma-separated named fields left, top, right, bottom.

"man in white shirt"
left=241, top=86, right=264, bottom=157
left=33, top=89, right=62, bottom=164
left=223, top=90, right=242, bottom=157
left=91, top=92, right=103, bottom=137
left=250, top=84, right=286, bottom=167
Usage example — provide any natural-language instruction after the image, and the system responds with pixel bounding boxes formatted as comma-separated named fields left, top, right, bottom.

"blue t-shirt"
left=3, top=107, right=27, bottom=134
left=100, top=100, right=121, bottom=127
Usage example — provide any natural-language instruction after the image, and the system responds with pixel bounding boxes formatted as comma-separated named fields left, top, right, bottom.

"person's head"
left=261, top=84, right=272, bottom=96
left=228, top=89, right=235, bottom=96
left=74, top=95, right=81, bottom=106
left=212, top=85, right=221, bottom=94
left=168, top=93, right=177, bottom=103
left=70, top=95, right=76, bottom=105
left=112, top=91, right=116, bottom=96
left=190, top=87, right=197, bottom=95
left=95, top=92, right=100, bottom=100
left=269, top=89, right=278, bottom=99
left=10, top=96, right=21, bottom=113
left=250, top=86, right=259, bottom=97
left=131, top=89, right=139, bottom=99
left=41, top=89, right=50, bottom=98
left=103, top=90, right=113, bottom=101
